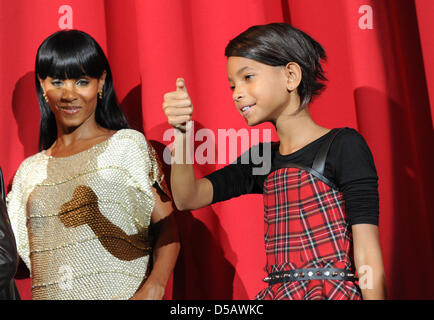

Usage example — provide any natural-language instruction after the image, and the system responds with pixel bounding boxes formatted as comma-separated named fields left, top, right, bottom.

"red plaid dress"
left=256, top=132, right=362, bottom=300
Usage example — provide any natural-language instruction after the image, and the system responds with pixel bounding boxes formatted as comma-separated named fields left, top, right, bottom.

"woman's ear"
left=38, top=76, right=46, bottom=92
left=98, top=71, right=107, bottom=92
left=284, top=62, right=302, bottom=92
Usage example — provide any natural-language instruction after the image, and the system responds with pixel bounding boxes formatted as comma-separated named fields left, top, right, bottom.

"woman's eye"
left=229, top=85, right=235, bottom=91
left=244, top=74, right=254, bottom=80
left=51, top=80, right=63, bottom=86
left=76, top=79, right=90, bottom=86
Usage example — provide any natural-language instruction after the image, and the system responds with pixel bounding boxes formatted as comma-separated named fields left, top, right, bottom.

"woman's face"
left=39, top=72, right=106, bottom=130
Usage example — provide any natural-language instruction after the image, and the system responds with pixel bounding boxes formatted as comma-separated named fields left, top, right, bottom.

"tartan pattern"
left=256, top=167, right=362, bottom=300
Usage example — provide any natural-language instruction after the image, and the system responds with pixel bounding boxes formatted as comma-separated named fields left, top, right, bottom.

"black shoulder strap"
left=311, top=128, right=343, bottom=176
left=0, top=167, right=5, bottom=202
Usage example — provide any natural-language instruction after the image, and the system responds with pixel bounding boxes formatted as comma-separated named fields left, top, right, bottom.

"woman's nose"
left=61, top=87, right=78, bottom=101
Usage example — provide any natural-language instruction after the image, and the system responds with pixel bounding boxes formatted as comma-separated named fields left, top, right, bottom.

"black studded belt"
left=263, top=268, right=357, bottom=285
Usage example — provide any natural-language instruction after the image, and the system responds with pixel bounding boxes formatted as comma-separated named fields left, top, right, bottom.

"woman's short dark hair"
left=225, top=23, right=327, bottom=110
left=35, top=30, right=129, bottom=150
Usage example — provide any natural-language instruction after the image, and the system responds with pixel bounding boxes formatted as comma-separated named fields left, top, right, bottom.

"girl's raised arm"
left=162, top=79, right=214, bottom=211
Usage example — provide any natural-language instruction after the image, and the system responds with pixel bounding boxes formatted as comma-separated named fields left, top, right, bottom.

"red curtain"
left=0, top=0, right=433, bottom=300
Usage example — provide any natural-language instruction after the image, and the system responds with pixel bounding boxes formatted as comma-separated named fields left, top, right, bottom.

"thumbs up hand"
left=162, top=78, right=193, bottom=132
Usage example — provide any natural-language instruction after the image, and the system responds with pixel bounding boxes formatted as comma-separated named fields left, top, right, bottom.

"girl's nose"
left=232, top=89, right=244, bottom=102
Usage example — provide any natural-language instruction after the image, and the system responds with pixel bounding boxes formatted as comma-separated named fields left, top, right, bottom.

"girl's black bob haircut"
left=225, top=23, right=327, bottom=110
left=35, top=29, right=129, bottom=150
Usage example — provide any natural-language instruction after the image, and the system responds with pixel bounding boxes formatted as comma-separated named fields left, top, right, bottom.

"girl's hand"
left=162, top=78, right=193, bottom=132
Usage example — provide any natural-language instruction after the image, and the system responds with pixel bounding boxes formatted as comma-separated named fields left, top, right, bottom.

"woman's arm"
left=352, top=224, right=387, bottom=300
left=130, top=187, right=180, bottom=300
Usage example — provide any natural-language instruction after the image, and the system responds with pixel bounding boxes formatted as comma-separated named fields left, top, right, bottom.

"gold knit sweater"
left=7, top=129, right=166, bottom=300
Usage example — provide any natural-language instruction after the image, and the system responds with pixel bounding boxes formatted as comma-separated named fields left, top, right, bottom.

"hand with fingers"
left=162, top=78, right=193, bottom=133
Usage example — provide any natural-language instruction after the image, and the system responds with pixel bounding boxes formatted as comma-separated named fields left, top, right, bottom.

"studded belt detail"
left=263, top=268, right=357, bottom=285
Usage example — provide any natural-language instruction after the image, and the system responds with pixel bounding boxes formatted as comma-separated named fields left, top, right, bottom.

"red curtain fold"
left=0, top=0, right=432, bottom=299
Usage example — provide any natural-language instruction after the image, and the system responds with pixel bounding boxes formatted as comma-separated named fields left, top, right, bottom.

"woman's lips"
left=59, top=106, right=82, bottom=115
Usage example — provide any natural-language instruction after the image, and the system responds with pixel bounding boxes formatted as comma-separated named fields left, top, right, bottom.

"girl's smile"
left=240, top=103, right=256, bottom=116
left=227, top=56, right=293, bottom=126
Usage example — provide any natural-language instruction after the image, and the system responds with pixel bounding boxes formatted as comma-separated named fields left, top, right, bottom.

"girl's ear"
left=284, top=62, right=302, bottom=92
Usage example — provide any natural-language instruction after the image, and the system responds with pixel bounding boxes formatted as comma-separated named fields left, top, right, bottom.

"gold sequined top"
left=7, top=129, right=167, bottom=300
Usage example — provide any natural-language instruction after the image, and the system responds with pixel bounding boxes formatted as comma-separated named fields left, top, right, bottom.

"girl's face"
left=227, top=56, right=292, bottom=126
left=39, top=72, right=106, bottom=131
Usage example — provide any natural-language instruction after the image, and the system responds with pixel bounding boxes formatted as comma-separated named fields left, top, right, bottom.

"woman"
left=7, top=30, right=180, bottom=300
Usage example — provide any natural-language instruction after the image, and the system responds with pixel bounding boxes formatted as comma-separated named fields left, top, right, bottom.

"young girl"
left=163, top=23, right=386, bottom=300
left=7, top=30, right=180, bottom=299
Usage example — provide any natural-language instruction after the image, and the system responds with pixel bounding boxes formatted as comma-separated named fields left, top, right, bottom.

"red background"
left=0, top=0, right=433, bottom=299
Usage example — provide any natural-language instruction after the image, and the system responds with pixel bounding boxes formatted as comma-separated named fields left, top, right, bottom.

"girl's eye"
left=76, top=79, right=90, bottom=86
left=230, top=85, right=235, bottom=91
left=244, top=74, right=254, bottom=81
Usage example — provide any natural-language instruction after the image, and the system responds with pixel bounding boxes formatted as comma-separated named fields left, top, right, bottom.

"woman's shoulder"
left=107, top=129, right=162, bottom=181
left=111, top=129, right=149, bottom=146
left=107, top=129, right=156, bottom=163
left=10, top=151, right=47, bottom=187
left=16, top=151, right=48, bottom=171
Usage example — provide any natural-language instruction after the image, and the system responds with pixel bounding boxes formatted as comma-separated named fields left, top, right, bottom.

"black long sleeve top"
left=205, top=127, right=379, bottom=226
